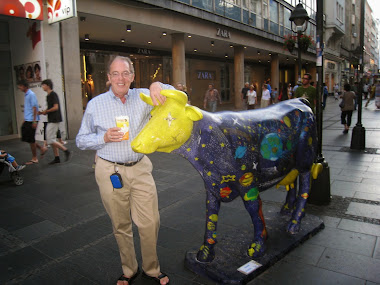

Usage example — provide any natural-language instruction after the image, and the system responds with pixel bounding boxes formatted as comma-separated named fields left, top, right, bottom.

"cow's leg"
left=287, top=171, right=310, bottom=234
left=196, top=190, right=221, bottom=263
left=280, top=181, right=297, bottom=215
left=243, top=195, right=268, bottom=258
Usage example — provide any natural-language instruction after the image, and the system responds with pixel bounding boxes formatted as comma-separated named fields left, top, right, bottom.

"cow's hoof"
left=247, top=240, right=266, bottom=258
left=196, top=245, right=215, bottom=263
left=286, top=219, right=301, bottom=234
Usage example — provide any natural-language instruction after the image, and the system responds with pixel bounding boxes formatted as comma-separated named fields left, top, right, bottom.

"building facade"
left=0, top=0, right=324, bottom=141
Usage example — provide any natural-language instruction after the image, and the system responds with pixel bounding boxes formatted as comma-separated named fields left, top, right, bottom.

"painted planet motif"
left=260, top=133, right=283, bottom=161
left=239, top=172, right=254, bottom=186
left=243, top=187, right=260, bottom=201
left=234, top=146, right=247, bottom=159
left=220, top=187, right=232, bottom=198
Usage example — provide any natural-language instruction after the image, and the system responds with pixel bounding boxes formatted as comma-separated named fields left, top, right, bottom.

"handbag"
left=339, top=98, right=345, bottom=109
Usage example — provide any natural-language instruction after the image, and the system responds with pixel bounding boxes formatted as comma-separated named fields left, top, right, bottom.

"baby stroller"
left=0, top=157, right=24, bottom=186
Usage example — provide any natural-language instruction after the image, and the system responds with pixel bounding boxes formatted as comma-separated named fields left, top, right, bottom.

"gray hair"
left=107, top=56, right=135, bottom=74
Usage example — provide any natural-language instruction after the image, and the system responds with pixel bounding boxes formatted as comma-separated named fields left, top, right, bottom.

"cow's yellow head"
left=131, top=89, right=203, bottom=153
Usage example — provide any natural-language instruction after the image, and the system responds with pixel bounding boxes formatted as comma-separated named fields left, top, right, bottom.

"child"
left=0, top=150, right=26, bottom=171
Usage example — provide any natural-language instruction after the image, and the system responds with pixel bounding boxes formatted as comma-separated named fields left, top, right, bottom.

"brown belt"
left=100, top=156, right=143, bottom=167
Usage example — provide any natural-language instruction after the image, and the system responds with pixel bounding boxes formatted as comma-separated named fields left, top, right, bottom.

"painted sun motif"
left=164, top=112, right=176, bottom=127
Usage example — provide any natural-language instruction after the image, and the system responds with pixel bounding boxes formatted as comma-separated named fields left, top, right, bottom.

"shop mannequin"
left=85, top=74, right=95, bottom=101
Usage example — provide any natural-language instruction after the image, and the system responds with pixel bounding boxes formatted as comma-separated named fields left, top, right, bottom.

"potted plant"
left=283, top=34, right=296, bottom=53
left=298, top=34, right=314, bottom=52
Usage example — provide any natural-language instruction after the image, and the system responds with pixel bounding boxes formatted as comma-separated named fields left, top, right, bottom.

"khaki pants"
left=95, top=156, right=161, bottom=277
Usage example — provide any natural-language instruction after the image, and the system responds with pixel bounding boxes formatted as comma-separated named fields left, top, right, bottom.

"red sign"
left=0, top=0, right=43, bottom=20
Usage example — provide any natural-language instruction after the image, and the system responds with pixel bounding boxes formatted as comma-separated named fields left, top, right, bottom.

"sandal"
left=117, top=267, right=140, bottom=285
left=142, top=271, right=170, bottom=284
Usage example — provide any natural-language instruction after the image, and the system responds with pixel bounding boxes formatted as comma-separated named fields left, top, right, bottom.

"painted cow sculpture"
left=131, top=90, right=321, bottom=262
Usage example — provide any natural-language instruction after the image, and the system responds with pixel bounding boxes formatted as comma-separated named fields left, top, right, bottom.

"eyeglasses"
left=110, top=71, right=133, bottom=78
left=302, top=77, right=310, bottom=80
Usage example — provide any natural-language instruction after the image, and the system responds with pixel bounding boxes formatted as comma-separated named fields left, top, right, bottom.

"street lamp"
left=289, top=3, right=310, bottom=83
left=290, top=2, right=330, bottom=205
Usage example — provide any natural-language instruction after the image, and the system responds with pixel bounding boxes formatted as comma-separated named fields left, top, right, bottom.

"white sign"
left=237, top=260, right=262, bottom=275
left=47, top=0, right=77, bottom=24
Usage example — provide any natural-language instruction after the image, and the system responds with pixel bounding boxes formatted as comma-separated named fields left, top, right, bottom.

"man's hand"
left=32, top=122, right=37, bottom=129
left=149, top=82, right=166, bottom=106
left=104, top=127, right=123, bottom=143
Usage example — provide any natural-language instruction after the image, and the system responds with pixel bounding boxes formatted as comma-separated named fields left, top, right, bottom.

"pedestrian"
left=204, top=83, right=221, bottom=112
left=266, top=79, right=272, bottom=95
left=363, top=82, right=369, bottom=99
left=241, top=82, right=250, bottom=109
left=294, top=73, right=317, bottom=113
left=272, top=87, right=278, bottom=103
left=176, top=82, right=190, bottom=104
left=260, top=84, right=271, bottom=108
left=0, top=149, right=26, bottom=171
left=340, top=83, right=356, bottom=134
left=287, top=83, right=292, bottom=99
left=247, top=84, right=257, bottom=109
left=365, top=83, right=376, bottom=107
left=39, top=79, right=71, bottom=164
left=293, top=81, right=300, bottom=94
left=353, top=82, right=359, bottom=110
left=375, top=80, right=380, bottom=109
left=334, top=83, right=340, bottom=100
left=322, top=83, right=328, bottom=110
left=17, top=79, right=47, bottom=165
left=76, top=56, right=171, bottom=285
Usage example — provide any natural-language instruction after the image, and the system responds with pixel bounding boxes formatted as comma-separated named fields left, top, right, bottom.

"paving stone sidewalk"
left=0, top=97, right=379, bottom=284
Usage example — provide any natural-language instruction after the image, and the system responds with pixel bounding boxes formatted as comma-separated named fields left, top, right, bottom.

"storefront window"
left=80, top=51, right=164, bottom=110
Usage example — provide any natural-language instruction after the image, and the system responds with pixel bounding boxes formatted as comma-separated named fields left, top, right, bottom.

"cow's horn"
left=161, top=89, right=188, bottom=105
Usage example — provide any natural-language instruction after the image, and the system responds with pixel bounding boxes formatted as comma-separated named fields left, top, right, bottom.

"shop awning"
left=0, top=0, right=43, bottom=20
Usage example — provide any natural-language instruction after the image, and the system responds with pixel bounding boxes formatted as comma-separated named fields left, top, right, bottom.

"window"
left=270, top=0, right=279, bottom=34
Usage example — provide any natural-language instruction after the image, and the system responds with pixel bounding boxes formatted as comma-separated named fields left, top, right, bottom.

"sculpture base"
left=185, top=204, right=324, bottom=284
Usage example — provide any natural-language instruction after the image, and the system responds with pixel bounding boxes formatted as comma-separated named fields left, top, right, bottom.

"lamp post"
left=350, top=0, right=366, bottom=150
left=289, top=3, right=309, bottom=83
left=290, top=1, right=331, bottom=205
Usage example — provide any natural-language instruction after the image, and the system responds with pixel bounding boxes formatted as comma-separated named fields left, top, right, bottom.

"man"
left=266, top=79, right=272, bottom=95
left=17, top=79, right=47, bottom=164
left=204, top=83, right=221, bottom=112
left=294, top=73, right=317, bottom=113
left=241, top=82, right=249, bottom=108
left=76, top=56, right=171, bottom=285
left=40, top=79, right=71, bottom=164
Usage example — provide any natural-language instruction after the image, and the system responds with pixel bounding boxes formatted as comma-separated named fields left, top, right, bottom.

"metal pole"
left=308, top=0, right=331, bottom=205
left=297, top=32, right=302, bottom=83
left=350, top=0, right=366, bottom=149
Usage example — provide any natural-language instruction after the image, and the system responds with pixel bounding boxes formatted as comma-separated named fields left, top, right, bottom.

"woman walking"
left=340, top=83, right=356, bottom=134
left=247, top=84, right=257, bottom=109
left=261, top=84, right=271, bottom=108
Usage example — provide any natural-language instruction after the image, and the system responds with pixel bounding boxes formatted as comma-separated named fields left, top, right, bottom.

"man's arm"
left=76, top=108, right=107, bottom=150
left=149, top=82, right=175, bottom=106
left=41, top=104, right=58, bottom=115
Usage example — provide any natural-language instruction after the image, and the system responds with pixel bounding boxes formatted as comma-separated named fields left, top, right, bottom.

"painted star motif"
left=164, top=112, right=176, bottom=127
left=232, top=118, right=241, bottom=126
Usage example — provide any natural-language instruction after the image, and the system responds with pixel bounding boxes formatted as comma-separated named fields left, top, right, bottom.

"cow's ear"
left=185, top=106, right=203, bottom=121
left=140, top=92, right=154, bottom=106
